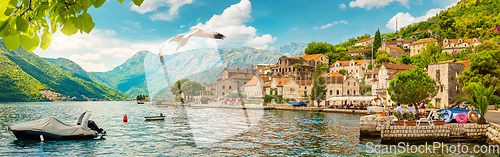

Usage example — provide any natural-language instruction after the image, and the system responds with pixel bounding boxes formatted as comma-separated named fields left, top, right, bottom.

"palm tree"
left=456, top=83, right=500, bottom=124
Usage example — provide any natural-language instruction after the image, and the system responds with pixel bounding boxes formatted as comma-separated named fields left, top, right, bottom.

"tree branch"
left=19, top=0, right=32, bottom=17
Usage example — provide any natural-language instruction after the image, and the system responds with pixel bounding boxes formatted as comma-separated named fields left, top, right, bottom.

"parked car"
left=449, top=101, right=469, bottom=109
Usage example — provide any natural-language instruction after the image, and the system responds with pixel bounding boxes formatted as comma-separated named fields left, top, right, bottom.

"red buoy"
left=123, top=114, right=128, bottom=122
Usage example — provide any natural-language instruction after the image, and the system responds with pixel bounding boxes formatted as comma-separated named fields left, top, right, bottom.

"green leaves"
left=40, top=31, right=52, bottom=50
left=0, top=0, right=146, bottom=51
left=4, top=32, right=21, bottom=51
left=81, top=13, right=95, bottom=33
left=132, top=0, right=144, bottom=7
left=93, top=0, right=106, bottom=8
left=15, top=16, right=28, bottom=32
left=60, top=17, right=78, bottom=36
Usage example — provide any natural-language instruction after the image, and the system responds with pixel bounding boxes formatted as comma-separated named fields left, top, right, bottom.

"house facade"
left=347, top=49, right=371, bottom=57
left=372, top=63, right=415, bottom=105
left=410, top=38, right=438, bottom=56
left=206, top=68, right=254, bottom=99
left=243, top=77, right=264, bottom=99
left=354, top=38, right=374, bottom=47
left=329, top=59, right=370, bottom=79
left=442, top=38, right=482, bottom=53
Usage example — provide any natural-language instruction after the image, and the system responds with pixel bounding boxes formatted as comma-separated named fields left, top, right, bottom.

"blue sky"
left=33, top=0, right=459, bottom=72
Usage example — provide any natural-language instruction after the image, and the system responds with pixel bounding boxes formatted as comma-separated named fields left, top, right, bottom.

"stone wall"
left=380, top=123, right=488, bottom=144
left=359, top=115, right=395, bottom=137
left=486, top=123, right=500, bottom=145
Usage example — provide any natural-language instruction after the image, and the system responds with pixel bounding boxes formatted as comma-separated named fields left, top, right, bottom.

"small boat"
left=137, top=101, right=145, bottom=104
left=8, top=111, right=106, bottom=140
left=289, top=101, right=308, bottom=106
left=144, top=116, right=165, bottom=121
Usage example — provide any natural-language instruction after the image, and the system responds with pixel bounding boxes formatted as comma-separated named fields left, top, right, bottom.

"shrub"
left=201, top=97, right=209, bottom=104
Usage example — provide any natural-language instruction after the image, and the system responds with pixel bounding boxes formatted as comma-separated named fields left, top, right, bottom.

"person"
left=160, top=113, right=163, bottom=116
left=409, top=104, right=415, bottom=114
left=396, top=103, right=403, bottom=113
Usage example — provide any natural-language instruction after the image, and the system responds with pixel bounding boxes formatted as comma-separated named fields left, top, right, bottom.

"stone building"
left=253, top=64, right=271, bottom=77
left=388, top=39, right=413, bottom=49
left=347, top=49, right=371, bottom=57
left=243, top=76, right=264, bottom=99
left=410, top=38, right=438, bottom=56
left=427, top=60, right=469, bottom=108
left=372, top=63, right=415, bottom=105
left=379, top=36, right=408, bottom=59
left=330, top=59, right=370, bottom=79
left=206, top=68, right=254, bottom=99
left=442, top=38, right=482, bottom=53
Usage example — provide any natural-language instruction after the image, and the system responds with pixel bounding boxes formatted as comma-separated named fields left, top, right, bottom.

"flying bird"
left=159, top=28, right=225, bottom=64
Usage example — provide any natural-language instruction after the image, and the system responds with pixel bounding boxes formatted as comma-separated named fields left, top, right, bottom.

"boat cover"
left=9, top=114, right=97, bottom=137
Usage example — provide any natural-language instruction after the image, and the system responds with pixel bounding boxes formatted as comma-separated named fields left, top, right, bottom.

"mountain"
left=273, top=42, right=308, bottom=57
left=0, top=40, right=128, bottom=102
left=89, top=51, right=149, bottom=97
left=47, top=43, right=303, bottom=99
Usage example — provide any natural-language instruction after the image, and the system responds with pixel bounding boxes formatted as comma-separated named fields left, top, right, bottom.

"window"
left=348, top=82, right=350, bottom=86
left=336, top=90, right=340, bottom=95
left=440, top=86, right=443, bottom=92
left=222, top=92, right=225, bottom=95
left=222, top=86, right=225, bottom=89
left=305, top=86, right=307, bottom=89
left=244, top=82, right=246, bottom=85
left=354, top=90, right=356, bottom=95
left=354, top=82, right=356, bottom=86
left=237, top=82, right=239, bottom=84
left=304, top=91, right=307, bottom=96
left=347, top=90, right=350, bottom=95
left=229, top=86, right=232, bottom=89
left=436, top=70, right=441, bottom=82
left=330, top=90, right=332, bottom=95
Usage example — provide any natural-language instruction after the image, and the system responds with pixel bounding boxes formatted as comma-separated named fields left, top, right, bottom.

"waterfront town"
left=171, top=35, right=485, bottom=110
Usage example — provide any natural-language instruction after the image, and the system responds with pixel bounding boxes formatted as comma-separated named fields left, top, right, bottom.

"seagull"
left=159, top=28, right=225, bottom=64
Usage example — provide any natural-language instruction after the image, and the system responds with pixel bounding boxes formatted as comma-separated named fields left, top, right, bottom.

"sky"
left=32, top=0, right=460, bottom=72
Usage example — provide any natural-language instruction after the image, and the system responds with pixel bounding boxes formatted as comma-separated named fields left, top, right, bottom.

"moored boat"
left=144, top=116, right=165, bottom=121
left=8, top=111, right=106, bottom=140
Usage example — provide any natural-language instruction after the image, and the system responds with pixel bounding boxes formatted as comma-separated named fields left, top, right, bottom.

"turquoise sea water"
left=0, top=101, right=497, bottom=156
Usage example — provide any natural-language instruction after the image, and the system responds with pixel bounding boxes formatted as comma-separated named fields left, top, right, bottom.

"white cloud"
left=339, top=3, right=346, bottom=10
left=385, top=8, right=442, bottom=31
left=293, top=27, right=297, bottom=30
left=131, top=0, right=195, bottom=21
left=131, top=0, right=165, bottom=14
left=190, top=0, right=276, bottom=50
left=243, top=34, right=277, bottom=50
left=314, top=20, right=348, bottom=29
left=180, top=25, right=185, bottom=28
left=349, top=0, right=409, bottom=9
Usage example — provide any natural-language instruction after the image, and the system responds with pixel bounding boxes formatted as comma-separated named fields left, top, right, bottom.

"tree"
left=171, top=78, right=190, bottom=96
left=458, top=47, right=500, bottom=96
left=387, top=68, right=439, bottom=111
left=375, top=50, right=397, bottom=68
left=456, top=83, right=500, bottom=124
left=311, top=63, right=328, bottom=107
left=408, top=40, right=449, bottom=69
left=181, top=80, right=204, bottom=101
left=0, top=0, right=144, bottom=51
left=304, top=41, right=334, bottom=55
left=373, top=29, right=382, bottom=52
left=338, top=69, right=347, bottom=75
left=400, top=54, right=412, bottom=65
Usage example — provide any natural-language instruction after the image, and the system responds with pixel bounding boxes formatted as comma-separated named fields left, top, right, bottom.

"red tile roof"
left=386, top=45, right=404, bottom=51
left=323, top=72, right=342, bottom=77
left=244, top=77, right=259, bottom=86
left=277, top=78, right=292, bottom=87
left=325, top=76, right=343, bottom=84
left=456, top=60, right=470, bottom=70
left=290, top=54, right=328, bottom=60
left=264, top=65, right=276, bottom=70
left=261, top=77, right=270, bottom=81
left=224, top=68, right=249, bottom=73
left=382, top=63, right=414, bottom=70
left=412, top=38, right=437, bottom=45
left=229, top=73, right=254, bottom=79
left=356, top=38, right=372, bottom=43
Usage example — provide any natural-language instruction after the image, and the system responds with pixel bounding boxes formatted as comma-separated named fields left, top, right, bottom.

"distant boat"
left=289, top=101, right=308, bottom=106
left=137, top=101, right=145, bottom=104
left=144, top=116, right=165, bottom=121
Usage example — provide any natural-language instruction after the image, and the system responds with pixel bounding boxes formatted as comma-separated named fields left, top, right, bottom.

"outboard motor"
left=87, top=120, right=106, bottom=134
